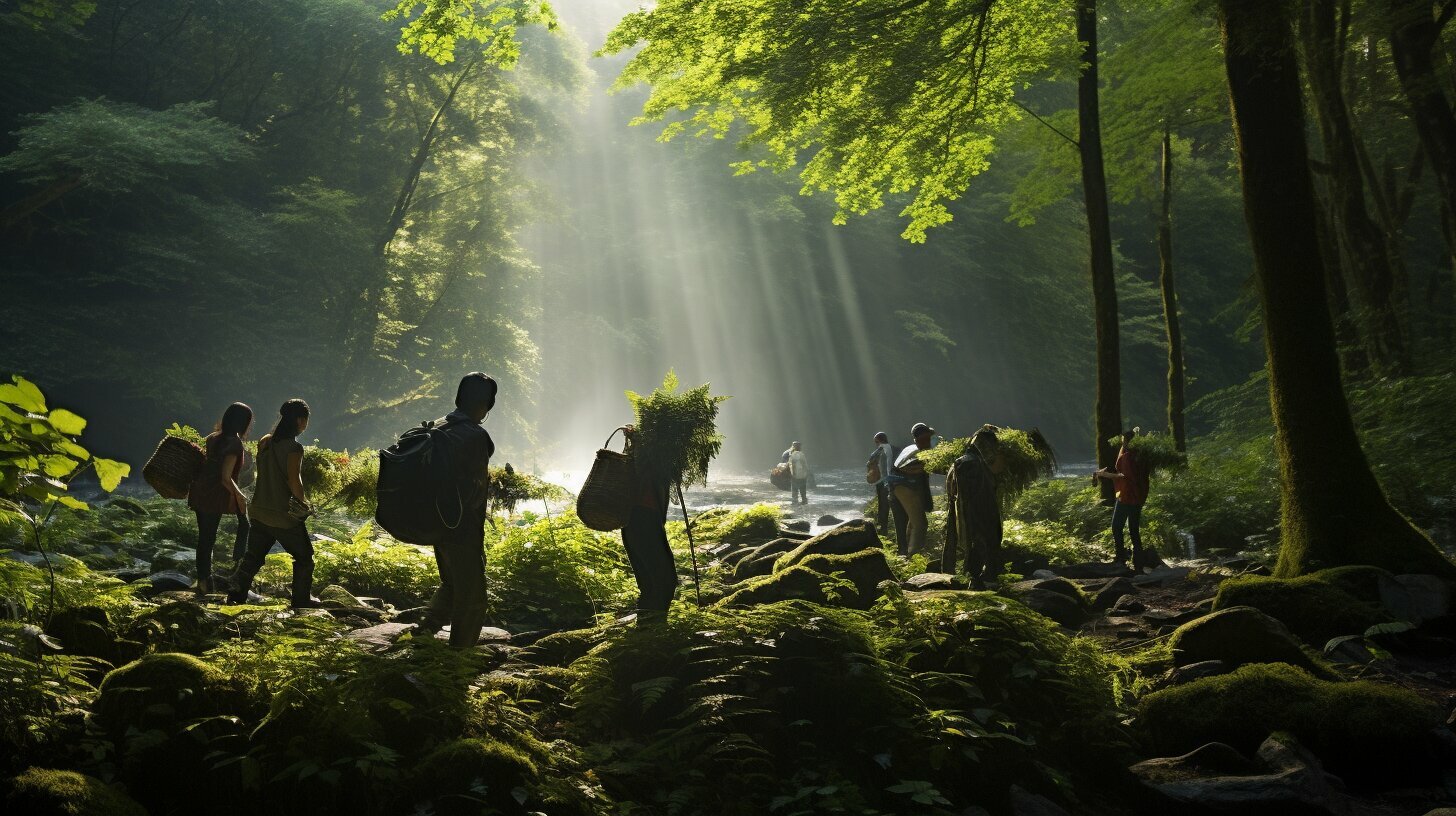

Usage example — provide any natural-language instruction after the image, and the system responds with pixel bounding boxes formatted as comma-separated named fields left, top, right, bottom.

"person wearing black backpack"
left=419, top=373, right=497, bottom=647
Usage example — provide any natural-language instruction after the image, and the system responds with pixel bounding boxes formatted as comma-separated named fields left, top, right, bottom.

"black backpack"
left=375, top=418, right=466, bottom=546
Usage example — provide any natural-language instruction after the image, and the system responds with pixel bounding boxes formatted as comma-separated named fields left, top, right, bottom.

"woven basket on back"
left=143, top=435, right=205, bottom=499
left=577, top=429, right=637, bottom=532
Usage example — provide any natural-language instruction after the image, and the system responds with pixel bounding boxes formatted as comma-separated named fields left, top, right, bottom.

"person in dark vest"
left=422, top=373, right=497, bottom=647
left=1094, top=427, right=1158, bottom=571
left=942, top=427, right=1003, bottom=589
left=228, top=399, right=317, bottom=607
left=188, top=402, right=252, bottom=595
left=621, top=424, right=677, bottom=622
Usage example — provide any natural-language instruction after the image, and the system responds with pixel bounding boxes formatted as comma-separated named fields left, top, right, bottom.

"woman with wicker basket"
left=228, top=399, right=318, bottom=608
left=620, top=424, right=676, bottom=621
left=186, top=402, right=253, bottom=595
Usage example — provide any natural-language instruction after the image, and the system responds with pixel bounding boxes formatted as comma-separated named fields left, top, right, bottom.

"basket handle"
left=603, top=427, right=631, bottom=453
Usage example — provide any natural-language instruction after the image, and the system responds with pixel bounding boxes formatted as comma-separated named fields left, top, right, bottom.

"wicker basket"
left=577, top=429, right=637, bottom=532
left=143, top=435, right=204, bottom=499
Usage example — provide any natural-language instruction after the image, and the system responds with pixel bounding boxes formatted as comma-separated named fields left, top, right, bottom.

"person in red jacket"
left=1094, top=427, right=1156, bottom=571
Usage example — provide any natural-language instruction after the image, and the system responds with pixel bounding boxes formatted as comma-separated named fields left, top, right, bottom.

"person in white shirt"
left=869, top=431, right=895, bottom=538
left=890, top=423, right=936, bottom=555
left=787, top=441, right=811, bottom=505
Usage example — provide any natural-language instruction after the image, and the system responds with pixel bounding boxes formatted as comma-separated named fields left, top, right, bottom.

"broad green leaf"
left=0, top=377, right=46, bottom=412
left=48, top=408, right=87, bottom=436
left=94, top=458, right=131, bottom=492
left=57, top=494, right=89, bottom=510
left=55, top=438, right=91, bottom=461
left=41, top=454, right=79, bottom=478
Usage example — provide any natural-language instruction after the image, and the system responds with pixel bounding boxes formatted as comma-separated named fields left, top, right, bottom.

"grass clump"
left=690, top=503, right=783, bottom=545
left=486, top=510, right=635, bottom=628
left=627, top=371, right=727, bottom=490
left=5, top=768, right=147, bottom=816
left=1139, top=662, right=1439, bottom=783
left=1214, top=568, right=1394, bottom=644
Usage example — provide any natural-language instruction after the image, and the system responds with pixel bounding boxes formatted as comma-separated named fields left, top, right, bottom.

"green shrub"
left=0, top=637, right=98, bottom=768
left=1139, top=663, right=1439, bottom=783
left=308, top=523, right=439, bottom=608
left=1106, top=431, right=1187, bottom=477
left=486, top=510, right=635, bottom=628
left=1002, top=519, right=1107, bottom=566
left=5, top=768, right=147, bottom=816
left=1213, top=568, right=1393, bottom=644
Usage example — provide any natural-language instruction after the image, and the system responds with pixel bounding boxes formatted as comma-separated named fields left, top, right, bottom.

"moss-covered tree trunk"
left=1217, top=0, right=1455, bottom=578
left=1157, top=127, right=1186, bottom=452
left=1078, top=0, right=1122, bottom=500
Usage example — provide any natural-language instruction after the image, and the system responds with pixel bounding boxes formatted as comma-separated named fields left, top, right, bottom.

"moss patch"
left=5, top=768, right=147, bottom=816
left=692, top=503, right=783, bottom=546
left=1139, top=663, right=1439, bottom=784
left=95, top=652, right=249, bottom=729
left=720, top=549, right=893, bottom=610
left=1214, top=568, right=1393, bottom=644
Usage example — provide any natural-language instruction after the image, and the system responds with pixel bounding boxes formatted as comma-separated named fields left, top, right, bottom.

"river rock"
left=105, top=496, right=149, bottom=516
left=1026, top=577, right=1083, bottom=601
left=1168, top=606, right=1317, bottom=670
left=1394, top=574, right=1452, bottom=624
left=1143, top=607, right=1205, bottom=626
left=1130, top=734, right=1350, bottom=814
left=149, top=550, right=195, bottom=573
left=816, top=515, right=844, bottom=526
left=1111, top=594, right=1147, bottom=614
left=1030, top=569, right=1059, bottom=580
left=146, top=571, right=194, bottom=593
left=731, top=538, right=802, bottom=581
left=1051, top=562, right=1136, bottom=579
left=1017, top=588, right=1087, bottom=628
left=318, top=584, right=363, bottom=607
left=1081, top=577, right=1136, bottom=610
left=346, top=622, right=417, bottom=651
left=902, top=572, right=969, bottom=592
left=783, top=519, right=811, bottom=533
left=1322, top=635, right=1377, bottom=665
left=773, top=520, right=881, bottom=572
left=433, top=626, right=511, bottom=645
left=2, top=551, right=49, bottom=568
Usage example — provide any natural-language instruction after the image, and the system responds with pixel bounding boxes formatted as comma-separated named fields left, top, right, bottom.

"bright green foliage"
left=626, top=371, right=728, bottom=490
left=1001, top=518, right=1108, bottom=565
left=4, top=768, right=146, bottom=816
left=918, top=427, right=1056, bottom=504
left=488, top=465, right=568, bottom=516
left=687, top=503, right=782, bottom=545
left=1109, top=431, right=1187, bottom=477
left=0, top=552, right=137, bottom=619
left=604, top=0, right=1074, bottom=241
left=384, top=0, right=557, bottom=65
left=310, top=523, right=440, bottom=607
left=0, top=375, right=128, bottom=525
left=485, top=510, right=635, bottom=628
left=1138, top=663, right=1438, bottom=782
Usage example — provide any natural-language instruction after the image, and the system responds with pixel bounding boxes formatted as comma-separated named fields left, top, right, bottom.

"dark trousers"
left=428, top=533, right=488, bottom=647
left=195, top=512, right=249, bottom=588
left=622, top=504, right=677, bottom=616
left=1112, top=502, right=1143, bottom=560
left=791, top=478, right=808, bottom=504
left=890, top=492, right=910, bottom=556
left=875, top=483, right=891, bottom=539
left=232, top=519, right=314, bottom=605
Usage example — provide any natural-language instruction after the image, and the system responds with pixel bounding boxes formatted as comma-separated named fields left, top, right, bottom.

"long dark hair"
left=269, top=399, right=310, bottom=442
left=216, top=402, right=253, bottom=439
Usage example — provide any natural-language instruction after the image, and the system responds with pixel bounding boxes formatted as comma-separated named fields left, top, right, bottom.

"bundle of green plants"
left=1106, top=430, right=1187, bottom=477
left=626, top=371, right=727, bottom=491
left=920, top=425, right=1057, bottom=505
left=488, top=464, right=569, bottom=516
left=300, top=445, right=350, bottom=506
left=485, top=510, right=636, bottom=629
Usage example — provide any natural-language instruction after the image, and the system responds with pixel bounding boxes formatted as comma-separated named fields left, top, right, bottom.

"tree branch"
left=1013, top=99, right=1079, bottom=149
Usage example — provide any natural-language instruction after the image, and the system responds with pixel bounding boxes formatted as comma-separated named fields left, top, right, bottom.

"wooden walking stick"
left=675, top=482, right=703, bottom=607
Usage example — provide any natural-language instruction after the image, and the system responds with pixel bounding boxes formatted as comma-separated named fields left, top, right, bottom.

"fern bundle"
left=919, top=425, right=1057, bottom=504
left=488, top=464, right=568, bottom=515
left=1108, top=431, right=1187, bottom=477
left=627, top=371, right=728, bottom=490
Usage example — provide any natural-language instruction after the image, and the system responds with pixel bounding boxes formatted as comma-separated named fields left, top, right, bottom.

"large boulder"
left=1138, top=662, right=1440, bottom=784
left=95, top=653, right=250, bottom=731
left=145, top=570, right=193, bottom=593
left=1130, top=735, right=1349, bottom=815
left=4, top=768, right=147, bottom=816
left=772, top=520, right=881, bottom=572
left=1214, top=568, right=1396, bottom=644
left=902, top=572, right=969, bottom=592
left=345, top=622, right=419, bottom=652
left=1168, top=606, right=1319, bottom=671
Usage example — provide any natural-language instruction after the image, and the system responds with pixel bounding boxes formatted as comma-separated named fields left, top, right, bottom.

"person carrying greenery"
left=942, top=427, right=1003, bottom=589
left=228, top=399, right=318, bottom=608
left=1094, top=427, right=1156, bottom=572
left=187, top=402, right=253, bottom=594
left=889, top=423, right=936, bottom=556
left=620, top=424, right=677, bottom=620
left=421, top=373, right=497, bottom=647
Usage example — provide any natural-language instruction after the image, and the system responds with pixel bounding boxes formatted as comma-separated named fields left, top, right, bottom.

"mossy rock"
left=95, top=652, right=250, bottom=730
left=4, top=768, right=147, bottom=816
left=1139, top=662, right=1440, bottom=784
left=1214, top=569, right=1393, bottom=644
left=730, top=537, right=802, bottom=581
left=771, top=520, right=880, bottom=572
left=720, top=549, right=893, bottom=610
left=406, top=738, right=540, bottom=815
left=693, top=503, right=782, bottom=546
left=1167, top=606, right=1323, bottom=672
left=104, top=497, right=149, bottom=516
left=318, top=584, right=363, bottom=607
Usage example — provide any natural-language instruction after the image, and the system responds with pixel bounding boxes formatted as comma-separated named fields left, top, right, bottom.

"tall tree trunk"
left=1157, top=127, right=1186, bottom=452
left=1301, top=0, right=1410, bottom=373
left=1386, top=0, right=1456, bottom=294
left=1217, top=0, right=1453, bottom=578
left=1078, top=0, right=1122, bottom=500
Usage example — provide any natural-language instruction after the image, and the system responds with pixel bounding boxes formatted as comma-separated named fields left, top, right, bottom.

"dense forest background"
left=0, top=0, right=1451, bottom=473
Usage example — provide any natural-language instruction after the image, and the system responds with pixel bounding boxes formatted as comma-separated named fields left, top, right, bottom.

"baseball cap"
left=911, top=422, right=935, bottom=437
